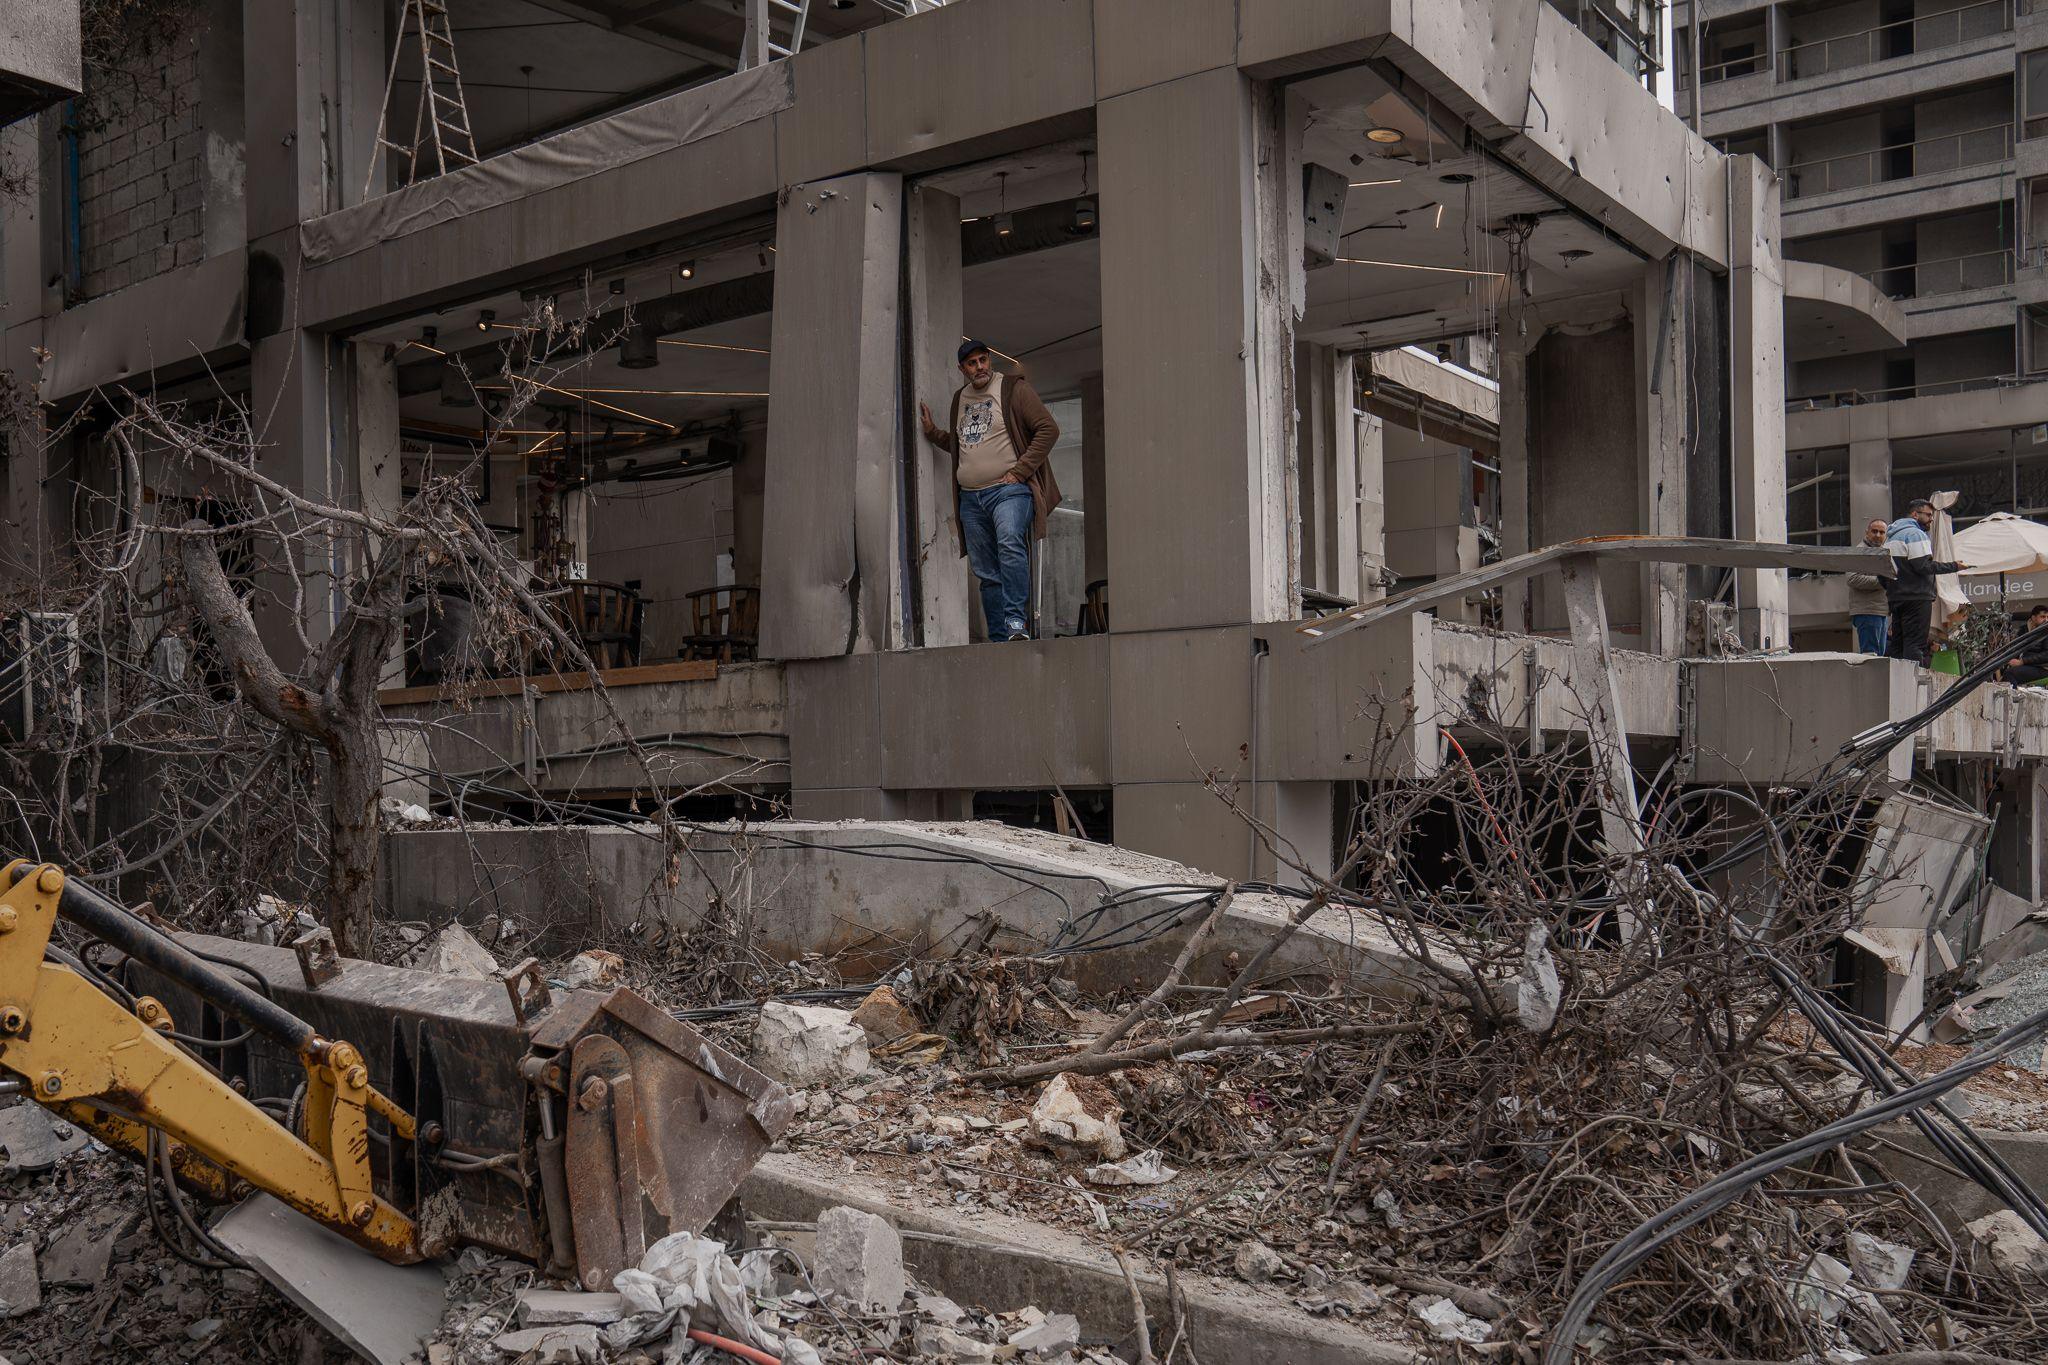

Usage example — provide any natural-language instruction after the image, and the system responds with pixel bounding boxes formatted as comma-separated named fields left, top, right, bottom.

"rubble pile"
left=420, top=1205, right=1121, bottom=1365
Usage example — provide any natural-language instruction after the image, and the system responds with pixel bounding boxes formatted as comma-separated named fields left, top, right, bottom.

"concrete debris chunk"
left=0, top=1104, right=88, bottom=1175
left=556, top=950, right=625, bottom=992
left=751, top=1001, right=871, bottom=1088
left=1847, top=1231, right=1916, bottom=1292
left=914, top=1321, right=996, bottom=1362
left=236, top=894, right=319, bottom=946
left=0, top=1244, right=40, bottom=1319
left=1027, top=1073, right=1126, bottom=1161
left=39, top=1204, right=134, bottom=1287
left=1084, top=1150, right=1177, bottom=1186
left=849, top=984, right=920, bottom=1045
left=412, top=922, right=500, bottom=980
left=1007, top=1310, right=1080, bottom=1356
left=812, top=1205, right=905, bottom=1312
left=1516, top=923, right=1563, bottom=1033
left=1232, top=1239, right=1284, bottom=1284
left=1413, top=1296, right=1490, bottom=1344
left=915, top=1294, right=966, bottom=1326
left=517, top=1288, right=629, bottom=1326
left=492, top=1322, right=602, bottom=1362
left=1966, top=1210, right=2048, bottom=1280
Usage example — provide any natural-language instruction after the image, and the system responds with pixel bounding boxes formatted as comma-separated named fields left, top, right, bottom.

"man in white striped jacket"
left=1882, top=499, right=1967, bottom=666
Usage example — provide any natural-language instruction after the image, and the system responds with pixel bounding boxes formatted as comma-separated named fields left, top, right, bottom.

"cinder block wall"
left=75, top=30, right=206, bottom=297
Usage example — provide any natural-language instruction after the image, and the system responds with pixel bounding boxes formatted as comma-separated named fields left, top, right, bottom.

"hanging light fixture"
left=619, top=324, right=660, bottom=369
left=1072, top=151, right=1096, bottom=233
left=1365, top=126, right=1404, bottom=144
left=678, top=259, right=697, bottom=280
left=992, top=170, right=1013, bottom=239
left=476, top=309, right=495, bottom=332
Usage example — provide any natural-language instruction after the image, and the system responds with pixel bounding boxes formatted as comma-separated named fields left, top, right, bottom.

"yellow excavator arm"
left=0, top=861, right=422, bottom=1261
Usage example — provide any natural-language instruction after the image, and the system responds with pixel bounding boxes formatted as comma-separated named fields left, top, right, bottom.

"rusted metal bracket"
left=501, top=958, right=552, bottom=1026
left=292, top=927, right=341, bottom=990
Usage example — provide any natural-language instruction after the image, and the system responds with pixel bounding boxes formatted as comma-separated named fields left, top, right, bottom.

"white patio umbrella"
left=1950, top=510, right=2048, bottom=614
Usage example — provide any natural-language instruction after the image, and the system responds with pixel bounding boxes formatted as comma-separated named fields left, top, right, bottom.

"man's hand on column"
left=919, top=401, right=942, bottom=442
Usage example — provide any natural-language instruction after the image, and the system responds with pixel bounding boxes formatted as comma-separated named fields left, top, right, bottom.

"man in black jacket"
left=1883, top=499, right=1968, bottom=665
left=1999, top=604, right=2048, bottom=685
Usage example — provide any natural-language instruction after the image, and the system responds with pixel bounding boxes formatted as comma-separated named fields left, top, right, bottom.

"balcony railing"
left=1778, top=0, right=2010, bottom=80
left=1784, top=123, right=2013, bottom=199
left=1787, top=371, right=2023, bottom=410
left=1863, top=247, right=2016, bottom=299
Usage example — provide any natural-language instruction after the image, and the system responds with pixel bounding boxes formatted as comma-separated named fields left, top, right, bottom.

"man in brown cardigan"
left=918, top=339, right=1062, bottom=640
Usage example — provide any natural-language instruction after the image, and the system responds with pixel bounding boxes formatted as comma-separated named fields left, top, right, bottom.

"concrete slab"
left=214, top=1195, right=447, bottom=1365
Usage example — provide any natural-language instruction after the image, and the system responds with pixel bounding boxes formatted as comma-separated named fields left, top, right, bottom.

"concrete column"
left=732, top=423, right=766, bottom=590
left=905, top=183, right=968, bottom=648
left=0, top=120, right=51, bottom=589
left=1636, top=259, right=1690, bottom=656
left=1498, top=338, right=1532, bottom=631
left=1765, top=3, right=1787, bottom=79
left=758, top=173, right=904, bottom=659
left=1356, top=403, right=1386, bottom=603
left=243, top=1, right=330, bottom=238
left=1294, top=341, right=1332, bottom=595
left=196, top=0, right=247, bottom=257
left=1331, top=351, right=1361, bottom=603
left=1849, top=437, right=1893, bottom=533
left=1100, top=67, right=1297, bottom=632
left=1729, top=155, right=1790, bottom=648
left=1080, top=375, right=1107, bottom=590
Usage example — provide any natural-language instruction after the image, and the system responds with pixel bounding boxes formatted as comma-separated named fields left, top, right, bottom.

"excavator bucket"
left=124, top=933, right=793, bottom=1285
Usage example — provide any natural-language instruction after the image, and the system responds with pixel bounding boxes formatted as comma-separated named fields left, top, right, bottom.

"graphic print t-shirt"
left=955, top=380, right=1017, bottom=490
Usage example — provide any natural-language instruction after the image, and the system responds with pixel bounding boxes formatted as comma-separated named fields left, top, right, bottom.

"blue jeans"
left=1852, top=613, right=1888, bottom=656
left=960, top=483, right=1033, bottom=640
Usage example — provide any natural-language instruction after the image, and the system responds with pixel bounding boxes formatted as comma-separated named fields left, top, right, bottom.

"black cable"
left=1544, top=998, right=2048, bottom=1363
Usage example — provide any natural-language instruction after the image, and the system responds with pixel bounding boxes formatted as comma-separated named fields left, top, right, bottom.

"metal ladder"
left=367, top=0, right=480, bottom=197
left=740, top=0, right=813, bottom=69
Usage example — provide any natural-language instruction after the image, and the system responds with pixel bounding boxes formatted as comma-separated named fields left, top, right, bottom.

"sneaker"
left=1005, top=629, right=1032, bottom=642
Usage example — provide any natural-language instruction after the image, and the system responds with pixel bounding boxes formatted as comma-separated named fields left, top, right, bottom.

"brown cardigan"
left=927, top=374, right=1063, bottom=550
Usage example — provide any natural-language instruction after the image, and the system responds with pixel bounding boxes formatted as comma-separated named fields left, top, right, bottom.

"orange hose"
left=686, top=1329, right=782, bottom=1365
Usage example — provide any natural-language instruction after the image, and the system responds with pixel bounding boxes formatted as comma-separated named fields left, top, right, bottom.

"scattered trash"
left=1790, top=1252, right=1853, bottom=1326
left=751, top=1001, right=872, bottom=1087
left=1083, top=1149, right=1177, bottom=1186
left=555, top=949, right=625, bottom=991
left=1414, top=1295, right=1489, bottom=1343
left=491, top=1322, right=601, bottom=1361
left=1847, top=1231, right=1916, bottom=1292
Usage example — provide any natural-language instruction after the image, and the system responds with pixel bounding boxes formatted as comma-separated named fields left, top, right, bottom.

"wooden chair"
left=679, top=585, right=760, bottom=663
left=556, top=580, right=642, bottom=669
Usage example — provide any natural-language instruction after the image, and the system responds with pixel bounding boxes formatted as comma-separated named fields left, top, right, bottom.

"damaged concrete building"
left=7, top=2, right=2048, bottom=1363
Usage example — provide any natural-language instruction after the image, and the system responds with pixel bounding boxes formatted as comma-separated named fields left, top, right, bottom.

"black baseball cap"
left=957, top=338, right=992, bottom=365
